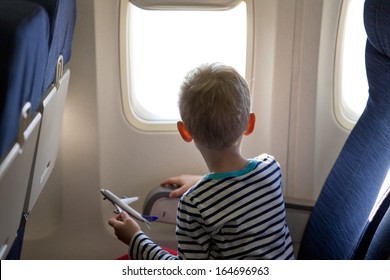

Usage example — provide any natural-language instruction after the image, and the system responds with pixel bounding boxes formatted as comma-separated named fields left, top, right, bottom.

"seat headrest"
left=364, top=0, right=390, bottom=109
left=0, top=1, right=49, bottom=157
left=28, top=0, right=76, bottom=89
left=364, top=0, right=390, bottom=57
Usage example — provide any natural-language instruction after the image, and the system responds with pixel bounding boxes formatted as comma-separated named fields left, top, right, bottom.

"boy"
left=108, top=63, right=294, bottom=259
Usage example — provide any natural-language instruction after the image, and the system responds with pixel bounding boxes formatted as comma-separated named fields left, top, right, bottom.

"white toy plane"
left=100, top=189, right=158, bottom=228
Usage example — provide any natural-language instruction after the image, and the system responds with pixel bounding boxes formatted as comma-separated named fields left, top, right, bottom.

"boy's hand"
left=160, top=174, right=202, bottom=198
left=108, top=211, right=141, bottom=245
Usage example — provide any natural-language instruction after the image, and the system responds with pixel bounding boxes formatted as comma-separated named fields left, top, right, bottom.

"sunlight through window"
left=335, top=0, right=369, bottom=129
left=369, top=169, right=390, bottom=222
left=128, top=2, right=247, bottom=123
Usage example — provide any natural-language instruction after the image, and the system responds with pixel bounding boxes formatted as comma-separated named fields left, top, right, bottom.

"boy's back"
left=177, top=154, right=294, bottom=260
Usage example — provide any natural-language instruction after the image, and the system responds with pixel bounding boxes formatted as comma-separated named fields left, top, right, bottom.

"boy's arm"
left=160, top=174, right=202, bottom=198
left=109, top=212, right=177, bottom=260
left=129, top=197, right=210, bottom=260
left=108, top=212, right=141, bottom=245
left=129, top=232, right=178, bottom=260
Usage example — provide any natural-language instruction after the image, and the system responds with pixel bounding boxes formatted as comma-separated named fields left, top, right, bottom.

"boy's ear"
left=244, top=113, right=256, bottom=136
left=177, top=121, right=193, bottom=142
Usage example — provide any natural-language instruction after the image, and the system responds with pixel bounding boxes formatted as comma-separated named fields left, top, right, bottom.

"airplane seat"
left=0, top=0, right=48, bottom=157
left=354, top=187, right=390, bottom=259
left=298, top=0, right=390, bottom=259
left=24, top=0, right=76, bottom=214
left=365, top=197, right=390, bottom=259
left=1, top=0, right=76, bottom=260
left=0, top=1, right=49, bottom=259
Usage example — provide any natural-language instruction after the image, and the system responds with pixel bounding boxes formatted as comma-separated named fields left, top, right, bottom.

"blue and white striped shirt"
left=130, top=154, right=294, bottom=260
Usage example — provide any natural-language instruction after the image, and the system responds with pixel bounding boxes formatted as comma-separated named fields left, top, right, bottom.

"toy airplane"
left=100, top=188, right=158, bottom=228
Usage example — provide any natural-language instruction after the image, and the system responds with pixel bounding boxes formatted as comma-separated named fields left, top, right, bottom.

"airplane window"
left=120, top=1, right=250, bottom=131
left=335, top=0, right=368, bottom=130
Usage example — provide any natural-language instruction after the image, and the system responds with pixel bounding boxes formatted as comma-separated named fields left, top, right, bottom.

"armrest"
left=285, top=196, right=315, bottom=212
left=143, top=186, right=179, bottom=224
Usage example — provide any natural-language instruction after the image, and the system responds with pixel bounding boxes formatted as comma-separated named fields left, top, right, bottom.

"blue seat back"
left=365, top=199, right=390, bottom=259
left=0, top=0, right=76, bottom=260
left=0, top=0, right=49, bottom=260
left=0, top=1, right=49, bottom=158
left=28, top=0, right=76, bottom=89
left=298, top=0, right=390, bottom=259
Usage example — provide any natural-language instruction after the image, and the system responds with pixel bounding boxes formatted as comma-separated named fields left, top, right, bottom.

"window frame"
left=119, top=0, right=254, bottom=132
left=334, top=0, right=368, bottom=131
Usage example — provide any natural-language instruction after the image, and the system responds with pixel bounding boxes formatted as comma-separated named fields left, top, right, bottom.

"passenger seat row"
left=0, top=0, right=76, bottom=259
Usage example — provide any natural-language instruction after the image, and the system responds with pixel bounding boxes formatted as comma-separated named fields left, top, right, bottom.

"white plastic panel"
left=26, top=69, right=70, bottom=213
left=0, top=112, right=41, bottom=259
left=142, top=186, right=179, bottom=224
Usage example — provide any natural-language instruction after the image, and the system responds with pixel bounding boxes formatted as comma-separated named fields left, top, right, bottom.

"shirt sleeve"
left=129, top=232, right=178, bottom=260
left=176, top=195, right=211, bottom=259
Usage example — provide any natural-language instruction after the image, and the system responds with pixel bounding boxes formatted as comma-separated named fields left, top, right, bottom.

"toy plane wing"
left=100, top=188, right=158, bottom=228
left=120, top=196, right=139, bottom=206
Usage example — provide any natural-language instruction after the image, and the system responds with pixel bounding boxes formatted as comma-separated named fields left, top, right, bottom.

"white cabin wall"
left=257, top=0, right=348, bottom=201
left=314, top=0, right=348, bottom=199
left=249, top=0, right=334, bottom=201
left=245, top=0, right=289, bottom=177
left=285, top=0, right=323, bottom=200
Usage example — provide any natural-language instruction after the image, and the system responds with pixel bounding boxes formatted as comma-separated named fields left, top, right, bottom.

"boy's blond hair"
left=178, top=63, right=251, bottom=150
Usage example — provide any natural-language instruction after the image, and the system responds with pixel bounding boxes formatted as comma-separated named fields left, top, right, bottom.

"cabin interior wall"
left=313, top=0, right=348, bottom=199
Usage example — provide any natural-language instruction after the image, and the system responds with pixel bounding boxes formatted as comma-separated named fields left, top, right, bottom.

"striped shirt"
left=130, top=154, right=294, bottom=260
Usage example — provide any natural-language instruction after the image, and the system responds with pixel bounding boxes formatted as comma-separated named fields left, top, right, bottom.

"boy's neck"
left=197, top=144, right=249, bottom=174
